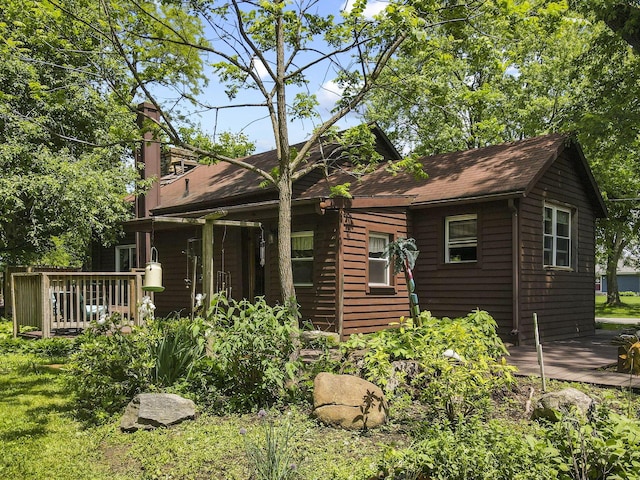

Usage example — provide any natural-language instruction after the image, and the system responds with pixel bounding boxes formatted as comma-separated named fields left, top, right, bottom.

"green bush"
left=205, top=294, right=302, bottom=412
left=149, top=316, right=206, bottom=387
left=341, top=310, right=515, bottom=422
left=0, top=318, right=78, bottom=361
left=65, top=313, right=210, bottom=423
left=538, top=407, right=640, bottom=480
left=377, top=418, right=557, bottom=479
left=64, top=315, right=154, bottom=423
left=620, top=291, right=638, bottom=297
left=25, top=337, right=78, bottom=360
left=64, top=295, right=303, bottom=421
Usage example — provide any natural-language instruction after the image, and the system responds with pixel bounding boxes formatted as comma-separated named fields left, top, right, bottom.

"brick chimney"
left=135, top=102, right=162, bottom=218
left=135, top=102, right=162, bottom=266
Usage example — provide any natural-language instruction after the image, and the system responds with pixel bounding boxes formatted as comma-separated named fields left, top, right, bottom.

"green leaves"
left=0, top=0, right=140, bottom=265
left=365, top=0, right=590, bottom=155
left=341, top=309, right=514, bottom=424
left=206, top=294, right=302, bottom=412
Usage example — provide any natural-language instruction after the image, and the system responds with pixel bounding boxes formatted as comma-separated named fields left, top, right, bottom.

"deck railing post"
left=42, top=273, right=51, bottom=339
left=10, top=273, right=17, bottom=338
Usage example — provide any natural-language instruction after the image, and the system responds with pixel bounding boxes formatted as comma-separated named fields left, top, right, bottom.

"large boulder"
left=313, top=372, right=388, bottom=430
left=532, top=388, right=595, bottom=422
left=121, top=393, right=196, bottom=432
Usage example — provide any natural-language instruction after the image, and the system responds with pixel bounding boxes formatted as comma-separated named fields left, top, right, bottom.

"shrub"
left=377, top=418, right=557, bottom=479
left=64, top=315, right=153, bottom=423
left=24, top=337, right=78, bottom=360
left=205, top=294, right=301, bottom=412
left=341, top=310, right=515, bottom=422
left=65, top=313, right=211, bottom=422
left=0, top=318, right=77, bottom=361
left=538, top=407, right=640, bottom=480
left=149, top=316, right=206, bottom=387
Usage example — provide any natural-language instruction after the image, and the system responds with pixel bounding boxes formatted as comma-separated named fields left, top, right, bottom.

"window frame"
left=368, top=232, right=392, bottom=287
left=291, top=231, right=314, bottom=287
left=115, top=244, right=136, bottom=272
left=445, top=214, right=478, bottom=264
left=543, top=204, right=572, bottom=269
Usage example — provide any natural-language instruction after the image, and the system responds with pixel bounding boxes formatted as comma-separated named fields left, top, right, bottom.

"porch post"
left=201, top=212, right=233, bottom=307
left=202, top=218, right=214, bottom=305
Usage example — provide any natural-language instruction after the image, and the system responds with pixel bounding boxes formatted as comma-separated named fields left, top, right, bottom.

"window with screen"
left=291, top=231, right=313, bottom=286
left=369, top=232, right=391, bottom=286
left=445, top=215, right=477, bottom=263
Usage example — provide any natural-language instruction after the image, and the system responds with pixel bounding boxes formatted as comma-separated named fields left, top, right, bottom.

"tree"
left=566, top=26, right=640, bottom=305
left=366, top=0, right=640, bottom=306
left=565, top=1, right=640, bottom=305
left=365, top=0, right=592, bottom=155
left=176, top=127, right=256, bottom=162
left=570, top=0, right=640, bottom=54
left=0, top=0, right=140, bottom=266
left=46, top=0, right=482, bottom=308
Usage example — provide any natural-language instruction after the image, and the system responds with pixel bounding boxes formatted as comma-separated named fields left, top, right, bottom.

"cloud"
left=316, top=80, right=344, bottom=110
left=251, top=57, right=270, bottom=80
left=342, top=0, right=388, bottom=18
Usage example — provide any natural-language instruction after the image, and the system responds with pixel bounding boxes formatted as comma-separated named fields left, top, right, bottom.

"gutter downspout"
left=509, top=199, right=521, bottom=345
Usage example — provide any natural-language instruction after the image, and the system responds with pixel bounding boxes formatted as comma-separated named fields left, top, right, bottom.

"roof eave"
left=320, top=195, right=415, bottom=210
left=409, top=191, right=524, bottom=208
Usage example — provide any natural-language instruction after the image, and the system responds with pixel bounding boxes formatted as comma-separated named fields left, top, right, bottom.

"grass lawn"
left=0, top=352, right=399, bottom=480
left=595, top=295, right=640, bottom=318
left=3, top=314, right=640, bottom=479
left=2, top=349, right=640, bottom=479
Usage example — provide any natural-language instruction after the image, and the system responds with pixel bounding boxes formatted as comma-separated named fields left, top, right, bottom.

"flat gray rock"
left=121, top=393, right=196, bottom=432
left=532, top=387, right=594, bottom=422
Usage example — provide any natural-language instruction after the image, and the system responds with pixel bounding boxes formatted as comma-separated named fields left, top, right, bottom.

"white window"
left=544, top=205, right=571, bottom=268
left=115, top=245, right=136, bottom=272
left=292, top=231, right=313, bottom=286
left=369, top=233, right=391, bottom=286
left=445, top=215, right=477, bottom=263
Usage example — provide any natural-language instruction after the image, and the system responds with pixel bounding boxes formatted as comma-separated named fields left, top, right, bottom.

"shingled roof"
left=152, top=125, right=400, bottom=215
left=152, top=132, right=606, bottom=218
left=299, top=133, right=606, bottom=216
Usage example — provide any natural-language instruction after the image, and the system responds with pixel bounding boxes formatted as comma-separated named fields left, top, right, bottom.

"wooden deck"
left=507, top=329, right=640, bottom=390
left=11, top=272, right=145, bottom=338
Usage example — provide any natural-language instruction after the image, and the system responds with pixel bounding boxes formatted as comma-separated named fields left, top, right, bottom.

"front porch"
left=12, top=271, right=145, bottom=338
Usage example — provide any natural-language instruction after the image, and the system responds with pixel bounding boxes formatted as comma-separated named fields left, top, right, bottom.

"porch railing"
left=11, top=272, right=145, bottom=338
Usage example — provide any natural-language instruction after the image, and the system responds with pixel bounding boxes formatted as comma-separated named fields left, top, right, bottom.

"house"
left=596, top=261, right=640, bottom=295
left=93, top=106, right=606, bottom=344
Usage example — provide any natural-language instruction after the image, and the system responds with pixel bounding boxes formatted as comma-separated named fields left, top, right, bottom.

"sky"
left=156, top=0, right=389, bottom=153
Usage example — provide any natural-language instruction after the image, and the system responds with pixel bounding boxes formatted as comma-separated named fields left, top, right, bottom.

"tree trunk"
left=606, top=235, right=625, bottom=306
left=606, top=256, right=621, bottom=306
left=277, top=172, right=296, bottom=306
left=277, top=171, right=301, bottom=361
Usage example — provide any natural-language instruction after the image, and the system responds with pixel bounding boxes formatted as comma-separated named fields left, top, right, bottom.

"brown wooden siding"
left=152, top=227, right=201, bottom=317
left=293, top=212, right=339, bottom=332
left=411, top=201, right=515, bottom=340
left=91, top=233, right=136, bottom=272
left=254, top=208, right=339, bottom=332
left=518, top=151, right=596, bottom=343
left=340, top=208, right=410, bottom=337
